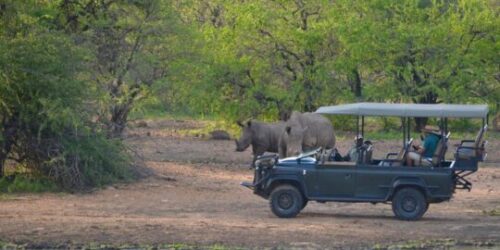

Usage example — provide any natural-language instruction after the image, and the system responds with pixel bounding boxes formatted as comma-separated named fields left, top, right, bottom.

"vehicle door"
left=355, top=164, right=396, bottom=199
left=315, top=162, right=356, bottom=198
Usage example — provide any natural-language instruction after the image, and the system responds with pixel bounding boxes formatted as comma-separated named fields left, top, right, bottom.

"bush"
left=0, top=175, right=59, bottom=193
left=0, top=6, right=133, bottom=191
left=48, top=133, right=133, bottom=189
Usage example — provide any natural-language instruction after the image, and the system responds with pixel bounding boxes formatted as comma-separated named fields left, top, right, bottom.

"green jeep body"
left=241, top=103, right=489, bottom=220
left=253, top=156, right=454, bottom=203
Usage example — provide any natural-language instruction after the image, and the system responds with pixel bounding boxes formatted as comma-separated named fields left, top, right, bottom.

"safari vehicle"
left=241, top=103, right=489, bottom=220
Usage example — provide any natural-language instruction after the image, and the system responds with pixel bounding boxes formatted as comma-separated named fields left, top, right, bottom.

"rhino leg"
left=278, top=139, right=287, bottom=158
left=251, top=154, right=258, bottom=169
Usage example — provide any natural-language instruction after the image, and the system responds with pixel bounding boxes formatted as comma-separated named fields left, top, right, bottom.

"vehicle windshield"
left=278, top=147, right=321, bottom=163
left=297, top=148, right=322, bottom=158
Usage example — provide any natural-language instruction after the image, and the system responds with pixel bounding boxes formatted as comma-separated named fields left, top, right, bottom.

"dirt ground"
left=0, top=119, right=499, bottom=249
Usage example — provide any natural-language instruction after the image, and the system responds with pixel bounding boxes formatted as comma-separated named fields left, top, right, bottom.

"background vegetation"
left=0, top=0, right=498, bottom=190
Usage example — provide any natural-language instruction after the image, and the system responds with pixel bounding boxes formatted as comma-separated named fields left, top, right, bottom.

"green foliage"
left=373, top=238, right=498, bottom=250
left=161, top=0, right=498, bottom=130
left=483, top=209, right=500, bottom=216
left=0, top=1, right=133, bottom=191
left=51, top=133, right=133, bottom=189
left=0, top=175, right=59, bottom=193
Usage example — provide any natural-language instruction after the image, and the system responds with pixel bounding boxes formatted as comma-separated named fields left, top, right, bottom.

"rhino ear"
left=247, top=120, right=252, bottom=127
left=237, top=121, right=244, bottom=127
left=285, top=126, right=291, bottom=134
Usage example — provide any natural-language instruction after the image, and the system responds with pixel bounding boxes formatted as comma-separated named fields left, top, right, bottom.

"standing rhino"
left=235, top=120, right=285, bottom=163
left=279, top=111, right=336, bottom=158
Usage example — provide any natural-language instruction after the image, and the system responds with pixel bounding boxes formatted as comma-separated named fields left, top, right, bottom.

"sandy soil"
left=0, top=119, right=499, bottom=249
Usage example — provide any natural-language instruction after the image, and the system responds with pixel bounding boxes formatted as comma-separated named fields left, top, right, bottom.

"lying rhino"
left=235, top=120, right=285, bottom=163
left=279, top=111, right=336, bottom=158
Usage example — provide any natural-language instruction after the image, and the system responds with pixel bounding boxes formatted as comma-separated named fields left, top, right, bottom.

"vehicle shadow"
left=299, top=211, right=457, bottom=222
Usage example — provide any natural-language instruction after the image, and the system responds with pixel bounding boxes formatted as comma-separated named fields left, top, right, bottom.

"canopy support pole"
left=407, top=117, right=411, bottom=142
left=361, top=116, right=365, bottom=137
left=402, top=117, right=406, bottom=147
left=356, top=116, right=360, bottom=136
left=444, top=118, right=448, bottom=135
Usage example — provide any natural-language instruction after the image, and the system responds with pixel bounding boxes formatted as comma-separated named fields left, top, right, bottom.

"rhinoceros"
left=235, top=120, right=285, bottom=163
left=279, top=111, right=336, bottom=158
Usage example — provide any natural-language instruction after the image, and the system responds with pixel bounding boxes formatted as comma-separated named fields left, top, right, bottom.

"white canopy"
left=316, top=103, right=488, bottom=118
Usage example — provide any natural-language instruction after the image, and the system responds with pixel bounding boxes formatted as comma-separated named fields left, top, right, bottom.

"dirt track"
left=0, top=119, right=499, bottom=249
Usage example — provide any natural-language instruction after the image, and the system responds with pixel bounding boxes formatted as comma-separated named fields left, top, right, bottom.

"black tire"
left=269, top=184, right=303, bottom=218
left=391, top=187, right=428, bottom=221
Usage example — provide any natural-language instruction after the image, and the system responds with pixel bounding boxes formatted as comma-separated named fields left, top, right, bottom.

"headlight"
left=255, top=155, right=276, bottom=168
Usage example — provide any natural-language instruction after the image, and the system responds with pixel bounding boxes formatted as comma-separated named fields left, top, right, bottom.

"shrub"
left=0, top=7, right=133, bottom=191
left=0, top=175, right=59, bottom=193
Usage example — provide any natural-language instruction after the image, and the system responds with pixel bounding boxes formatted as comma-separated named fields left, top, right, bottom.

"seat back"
left=456, top=125, right=488, bottom=160
left=431, top=132, right=450, bottom=166
left=398, top=138, right=413, bottom=162
left=319, top=148, right=333, bottom=164
left=474, top=125, right=487, bottom=148
left=362, top=145, right=373, bottom=164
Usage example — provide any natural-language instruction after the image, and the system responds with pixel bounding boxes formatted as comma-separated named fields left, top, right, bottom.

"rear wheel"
left=392, top=187, right=428, bottom=221
left=269, top=184, right=303, bottom=218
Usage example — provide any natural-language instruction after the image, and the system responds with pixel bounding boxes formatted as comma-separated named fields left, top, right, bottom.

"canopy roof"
left=316, top=103, right=488, bottom=118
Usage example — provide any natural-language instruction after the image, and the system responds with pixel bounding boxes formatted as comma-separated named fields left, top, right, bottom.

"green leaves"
left=0, top=1, right=135, bottom=190
left=161, top=0, right=498, bottom=123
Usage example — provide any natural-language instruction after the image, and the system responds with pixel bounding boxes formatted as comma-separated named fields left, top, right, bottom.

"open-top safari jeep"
left=241, top=103, right=489, bottom=220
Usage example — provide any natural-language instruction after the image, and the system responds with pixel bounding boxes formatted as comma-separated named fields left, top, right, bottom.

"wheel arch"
left=265, top=177, right=307, bottom=200
left=388, top=178, right=430, bottom=201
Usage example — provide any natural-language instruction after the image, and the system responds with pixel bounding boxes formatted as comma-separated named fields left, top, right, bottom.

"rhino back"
left=251, top=121, right=284, bottom=154
left=289, top=112, right=336, bottom=149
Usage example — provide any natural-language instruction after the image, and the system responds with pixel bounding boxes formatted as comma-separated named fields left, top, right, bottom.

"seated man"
left=407, top=125, right=441, bottom=167
left=328, top=148, right=344, bottom=161
left=343, top=135, right=372, bottom=163
left=343, top=135, right=363, bottom=162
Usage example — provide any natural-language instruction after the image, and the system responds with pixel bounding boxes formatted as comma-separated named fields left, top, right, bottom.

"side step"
left=241, top=181, right=255, bottom=190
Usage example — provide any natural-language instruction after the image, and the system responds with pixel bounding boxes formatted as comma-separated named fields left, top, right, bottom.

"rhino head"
left=235, top=120, right=252, bottom=152
left=283, top=125, right=307, bottom=157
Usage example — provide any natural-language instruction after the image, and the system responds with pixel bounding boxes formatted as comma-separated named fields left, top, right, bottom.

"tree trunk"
left=414, top=92, right=438, bottom=132
left=108, top=103, right=131, bottom=138
left=276, top=101, right=292, bottom=121
left=303, top=49, right=316, bottom=112
left=493, top=113, right=500, bottom=132
left=303, top=78, right=316, bottom=112
left=348, top=68, right=362, bottom=100
left=0, top=114, right=19, bottom=177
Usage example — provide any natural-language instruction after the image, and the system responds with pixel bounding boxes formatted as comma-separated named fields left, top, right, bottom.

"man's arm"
left=416, top=145, right=425, bottom=154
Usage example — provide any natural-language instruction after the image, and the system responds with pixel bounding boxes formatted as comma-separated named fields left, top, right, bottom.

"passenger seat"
left=456, top=125, right=487, bottom=160
left=361, top=144, right=373, bottom=164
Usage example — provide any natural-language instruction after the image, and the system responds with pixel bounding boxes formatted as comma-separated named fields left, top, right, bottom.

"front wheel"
left=392, top=187, right=428, bottom=221
left=269, top=185, right=303, bottom=218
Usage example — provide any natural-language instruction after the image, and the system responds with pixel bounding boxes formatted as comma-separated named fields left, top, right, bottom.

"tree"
left=171, top=0, right=348, bottom=121
left=0, top=1, right=130, bottom=188
left=56, top=0, right=181, bottom=137
left=339, top=0, right=499, bottom=130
